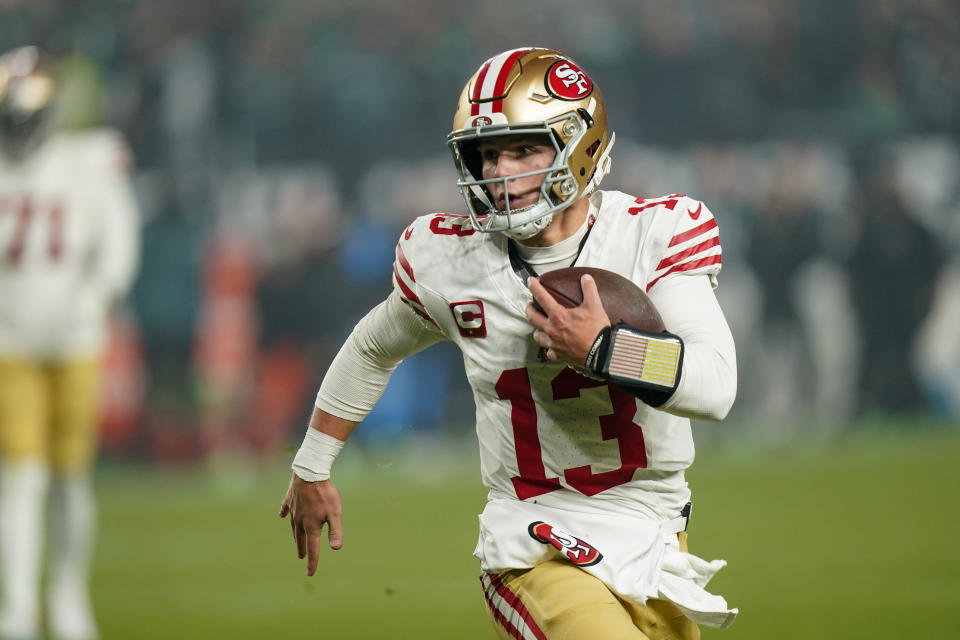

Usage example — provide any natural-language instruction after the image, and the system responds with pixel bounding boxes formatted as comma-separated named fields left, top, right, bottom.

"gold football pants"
left=483, top=532, right=700, bottom=640
left=0, top=357, right=101, bottom=471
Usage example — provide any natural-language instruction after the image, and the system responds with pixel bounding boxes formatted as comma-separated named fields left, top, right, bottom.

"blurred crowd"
left=2, top=0, right=958, bottom=464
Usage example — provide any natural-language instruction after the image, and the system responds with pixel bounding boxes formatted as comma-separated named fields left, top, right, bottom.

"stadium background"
left=2, top=1, right=959, bottom=638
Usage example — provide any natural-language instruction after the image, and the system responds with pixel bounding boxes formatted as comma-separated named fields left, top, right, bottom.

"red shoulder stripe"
left=656, top=236, right=720, bottom=270
left=668, top=218, right=718, bottom=247
left=395, top=244, right=416, bottom=282
left=646, top=254, right=722, bottom=291
left=393, top=263, right=423, bottom=306
left=399, top=296, right=439, bottom=329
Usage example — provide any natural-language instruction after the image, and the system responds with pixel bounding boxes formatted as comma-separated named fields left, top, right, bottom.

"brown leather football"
left=536, top=267, right=665, bottom=332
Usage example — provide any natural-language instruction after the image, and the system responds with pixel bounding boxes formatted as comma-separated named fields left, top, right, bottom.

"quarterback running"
left=280, top=47, right=738, bottom=639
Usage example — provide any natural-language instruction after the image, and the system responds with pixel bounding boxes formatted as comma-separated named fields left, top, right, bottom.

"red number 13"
left=495, top=367, right=647, bottom=500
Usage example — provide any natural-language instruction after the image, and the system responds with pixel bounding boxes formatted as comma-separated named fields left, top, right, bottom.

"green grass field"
left=91, top=425, right=960, bottom=639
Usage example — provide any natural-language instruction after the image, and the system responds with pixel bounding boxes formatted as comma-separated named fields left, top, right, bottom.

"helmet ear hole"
left=576, top=108, right=594, bottom=128
left=459, top=139, right=484, bottom=181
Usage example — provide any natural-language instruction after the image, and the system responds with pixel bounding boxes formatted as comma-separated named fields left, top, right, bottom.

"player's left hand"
left=527, top=274, right=610, bottom=366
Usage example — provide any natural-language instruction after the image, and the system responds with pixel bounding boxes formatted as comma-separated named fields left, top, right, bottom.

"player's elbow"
left=707, top=356, right=738, bottom=420
left=670, top=350, right=737, bottom=421
left=705, top=380, right=736, bottom=421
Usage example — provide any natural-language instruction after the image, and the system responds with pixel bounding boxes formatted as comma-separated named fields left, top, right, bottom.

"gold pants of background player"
left=0, top=357, right=101, bottom=471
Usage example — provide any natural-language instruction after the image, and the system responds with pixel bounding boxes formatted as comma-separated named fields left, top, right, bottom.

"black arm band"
left=584, top=323, right=685, bottom=407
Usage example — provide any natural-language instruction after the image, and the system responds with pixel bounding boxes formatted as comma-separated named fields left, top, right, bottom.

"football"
left=536, top=267, right=665, bottom=332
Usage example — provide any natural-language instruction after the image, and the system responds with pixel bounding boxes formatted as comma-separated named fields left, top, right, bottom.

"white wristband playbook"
left=585, top=324, right=684, bottom=403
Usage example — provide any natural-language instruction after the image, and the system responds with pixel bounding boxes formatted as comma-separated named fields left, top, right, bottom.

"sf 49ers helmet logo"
left=528, top=521, right=603, bottom=566
left=471, top=115, right=492, bottom=127
left=546, top=60, right=593, bottom=100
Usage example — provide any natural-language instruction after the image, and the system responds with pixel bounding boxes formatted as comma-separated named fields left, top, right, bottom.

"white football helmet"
left=0, top=46, right=57, bottom=160
left=447, top=47, right=615, bottom=240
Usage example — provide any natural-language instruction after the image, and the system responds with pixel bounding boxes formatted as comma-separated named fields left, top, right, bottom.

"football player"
left=0, top=46, right=140, bottom=640
left=280, top=47, right=738, bottom=639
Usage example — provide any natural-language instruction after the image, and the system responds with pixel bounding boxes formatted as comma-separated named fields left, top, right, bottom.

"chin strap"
left=584, top=321, right=684, bottom=407
left=492, top=200, right=555, bottom=239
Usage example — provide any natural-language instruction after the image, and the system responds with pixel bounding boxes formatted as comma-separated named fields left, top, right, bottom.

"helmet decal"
left=471, top=115, right=492, bottom=127
left=470, top=47, right=532, bottom=116
left=546, top=60, right=593, bottom=100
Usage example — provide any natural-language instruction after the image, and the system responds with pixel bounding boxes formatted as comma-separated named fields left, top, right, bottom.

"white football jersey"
left=392, top=190, right=723, bottom=514
left=0, top=128, right=139, bottom=359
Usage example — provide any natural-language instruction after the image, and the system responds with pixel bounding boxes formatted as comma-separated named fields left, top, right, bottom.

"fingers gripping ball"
left=535, top=267, right=664, bottom=331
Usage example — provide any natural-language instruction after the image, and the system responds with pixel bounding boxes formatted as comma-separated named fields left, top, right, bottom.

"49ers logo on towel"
left=546, top=60, right=593, bottom=100
left=528, top=521, right=603, bottom=566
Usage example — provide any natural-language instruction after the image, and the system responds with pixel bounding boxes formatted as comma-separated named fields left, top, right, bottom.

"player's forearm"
left=662, top=340, right=737, bottom=420
left=95, top=194, right=140, bottom=304
left=294, top=293, right=442, bottom=481
left=315, top=292, right=443, bottom=421
left=291, top=408, right=356, bottom=481
left=649, top=275, right=738, bottom=421
left=307, top=406, right=359, bottom=441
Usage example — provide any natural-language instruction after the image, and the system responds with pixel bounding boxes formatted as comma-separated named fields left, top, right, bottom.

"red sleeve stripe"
left=395, top=244, right=416, bottom=283
left=393, top=263, right=424, bottom=307
left=399, top=296, right=440, bottom=329
left=646, top=254, right=722, bottom=291
left=656, top=236, right=720, bottom=271
left=481, top=573, right=548, bottom=640
left=668, top=218, right=718, bottom=247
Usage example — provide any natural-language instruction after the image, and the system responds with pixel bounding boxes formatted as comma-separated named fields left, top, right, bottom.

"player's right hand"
left=278, top=472, right=344, bottom=576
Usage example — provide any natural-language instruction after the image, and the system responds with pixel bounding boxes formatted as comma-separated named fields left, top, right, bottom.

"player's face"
left=479, top=135, right=556, bottom=211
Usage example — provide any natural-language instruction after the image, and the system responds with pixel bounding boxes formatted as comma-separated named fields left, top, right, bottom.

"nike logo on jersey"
left=404, top=225, right=414, bottom=240
left=688, top=203, right=702, bottom=220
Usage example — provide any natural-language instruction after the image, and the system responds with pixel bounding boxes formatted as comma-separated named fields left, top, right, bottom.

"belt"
left=663, top=502, right=693, bottom=535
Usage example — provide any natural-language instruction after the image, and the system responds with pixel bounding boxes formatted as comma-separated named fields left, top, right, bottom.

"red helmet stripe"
left=470, top=59, right=493, bottom=116
left=470, top=48, right=533, bottom=118
left=491, top=48, right=531, bottom=113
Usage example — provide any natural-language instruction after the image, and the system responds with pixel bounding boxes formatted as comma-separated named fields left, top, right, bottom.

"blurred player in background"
left=0, top=46, right=140, bottom=640
left=280, top=47, right=737, bottom=638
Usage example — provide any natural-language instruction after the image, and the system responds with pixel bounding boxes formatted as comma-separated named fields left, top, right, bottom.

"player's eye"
left=480, top=148, right=499, bottom=163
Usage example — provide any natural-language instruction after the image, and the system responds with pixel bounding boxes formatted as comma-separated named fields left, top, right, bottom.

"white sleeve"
left=649, top=274, right=737, bottom=421
left=93, top=133, right=140, bottom=303
left=315, top=290, right=446, bottom=421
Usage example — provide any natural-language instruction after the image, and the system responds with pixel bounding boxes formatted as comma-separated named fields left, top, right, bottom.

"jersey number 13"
left=496, top=367, right=647, bottom=500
